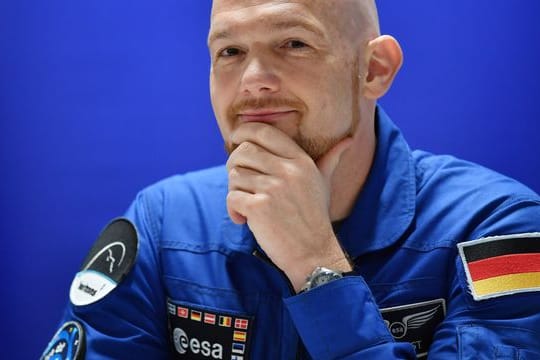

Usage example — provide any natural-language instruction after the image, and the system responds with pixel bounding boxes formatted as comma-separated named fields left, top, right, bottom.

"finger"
left=226, top=141, right=283, bottom=175
left=230, top=122, right=304, bottom=159
left=228, top=167, right=261, bottom=193
left=226, top=190, right=271, bottom=225
left=228, top=166, right=284, bottom=196
left=226, top=190, right=249, bottom=224
left=227, top=190, right=270, bottom=224
left=316, top=136, right=353, bottom=182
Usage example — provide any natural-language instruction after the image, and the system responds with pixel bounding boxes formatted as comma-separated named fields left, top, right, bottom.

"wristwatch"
left=300, top=266, right=344, bottom=293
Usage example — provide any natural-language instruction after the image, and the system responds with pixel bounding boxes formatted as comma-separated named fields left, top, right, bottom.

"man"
left=42, top=0, right=540, bottom=359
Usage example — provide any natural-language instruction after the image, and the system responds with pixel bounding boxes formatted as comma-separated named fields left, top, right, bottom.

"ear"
left=362, top=35, right=403, bottom=99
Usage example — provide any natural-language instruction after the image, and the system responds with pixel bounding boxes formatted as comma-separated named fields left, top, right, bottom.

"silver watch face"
left=310, top=268, right=343, bottom=288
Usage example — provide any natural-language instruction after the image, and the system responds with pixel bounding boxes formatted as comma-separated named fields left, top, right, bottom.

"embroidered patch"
left=380, top=298, right=446, bottom=358
left=40, top=321, right=85, bottom=360
left=70, top=218, right=138, bottom=306
left=458, top=232, right=540, bottom=301
left=167, top=299, right=254, bottom=359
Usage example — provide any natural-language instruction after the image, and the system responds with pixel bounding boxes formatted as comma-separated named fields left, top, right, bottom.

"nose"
left=240, top=55, right=280, bottom=95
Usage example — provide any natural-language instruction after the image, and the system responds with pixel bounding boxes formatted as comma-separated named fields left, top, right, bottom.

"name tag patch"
left=167, top=300, right=254, bottom=360
left=380, top=298, right=446, bottom=358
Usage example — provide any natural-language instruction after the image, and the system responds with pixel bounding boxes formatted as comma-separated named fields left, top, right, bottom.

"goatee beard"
left=224, top=126, right=353, bottom=161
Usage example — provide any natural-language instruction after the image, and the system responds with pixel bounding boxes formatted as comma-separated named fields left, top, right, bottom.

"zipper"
left=252, top=248, right=303, bottom=359
left=252, top=248, right=296, bottom=293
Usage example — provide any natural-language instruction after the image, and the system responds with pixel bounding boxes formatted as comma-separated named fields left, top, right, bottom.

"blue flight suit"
left=57, top=107, right=540, bottom=359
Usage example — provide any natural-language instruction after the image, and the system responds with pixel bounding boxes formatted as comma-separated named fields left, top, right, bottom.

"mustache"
left=227, top=97, right=306, bottom=119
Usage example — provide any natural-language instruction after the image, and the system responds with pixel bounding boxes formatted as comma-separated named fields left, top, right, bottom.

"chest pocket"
left=160, top=243, right=297, bottom=360
left=371, top=278, right=447, bottom=358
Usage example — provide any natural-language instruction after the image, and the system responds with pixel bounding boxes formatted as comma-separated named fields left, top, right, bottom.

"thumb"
left=316, top=136, right=353, bottom=182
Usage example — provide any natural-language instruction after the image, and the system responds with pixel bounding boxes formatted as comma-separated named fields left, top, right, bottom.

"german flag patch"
left=458, top=233, right=540, bottom=301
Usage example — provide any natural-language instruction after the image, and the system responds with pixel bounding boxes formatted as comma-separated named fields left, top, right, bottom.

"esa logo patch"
left=380, top=298, right=446, bottom=358
left=40, top=321, right=85, bottom=360
left=167, top=300, right=254, bottom=359
left=69, top=218, right=138, bottom=306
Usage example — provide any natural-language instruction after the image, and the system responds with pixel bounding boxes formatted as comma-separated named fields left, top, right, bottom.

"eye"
left=283, top=40, right=308, bottom=49
left=218, top=47, right=242, bottom=57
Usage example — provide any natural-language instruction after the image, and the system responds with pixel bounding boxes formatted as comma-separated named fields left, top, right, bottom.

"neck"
left=328, top=107, right=376, bottom=221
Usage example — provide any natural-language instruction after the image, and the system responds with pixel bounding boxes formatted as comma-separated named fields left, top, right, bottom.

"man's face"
left=208, top=0, right=367, bottom=160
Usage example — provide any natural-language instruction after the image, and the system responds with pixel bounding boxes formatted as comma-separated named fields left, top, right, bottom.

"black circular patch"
left=40, top=321, right=85, bottom=360
left=70, top=218, right=138, bottom=306
left=80, top=218, right=138, bottom=281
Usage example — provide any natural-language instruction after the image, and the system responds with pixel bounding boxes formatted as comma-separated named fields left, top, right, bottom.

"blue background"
left=1, top=1, right=539, bottom=358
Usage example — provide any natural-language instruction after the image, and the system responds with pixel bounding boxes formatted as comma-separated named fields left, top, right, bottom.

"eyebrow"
left=208, top=18, right=325, bottom=45
left=273, top=19, right=325, bottom=37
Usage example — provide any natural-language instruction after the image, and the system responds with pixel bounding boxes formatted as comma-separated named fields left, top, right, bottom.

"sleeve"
left=284, top=198, right=540, bottom=359
left=45, top=190, right=170, bottom=359
left=429, top=198, right=540, bottom=359
left=284, top=277, right=417, bottom=359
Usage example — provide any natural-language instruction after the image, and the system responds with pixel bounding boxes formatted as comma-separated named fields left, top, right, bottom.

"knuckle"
left=265, top=177, right=284, bottom=193
left=228, top=167, right=240, bottom=180
left=225, top=154, right=237, bottom=170
left=247, top=193, right=266, bottom=212
left=239, top=141, right=253, bottom=152
left=226, top=191, right=237, bottom=204
left=280, top=161, right=300, bottom=179
left=227, top=190, right=244, bottom=207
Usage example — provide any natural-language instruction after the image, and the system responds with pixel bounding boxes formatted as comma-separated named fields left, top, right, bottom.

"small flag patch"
left=191, top=310, right=202, bottom=322
left=235, top=318, right=249, bottom=330
left=458, top=233, right=540, bottom=300
left=177, top=306, right=189, bottom=318
left=233, top=331, right=246, bottom=342
left=204, top=312, right=216, bottom=325
left=219, top=316, right=232, bottom=327
left=232, top=343, right=245, bottom=354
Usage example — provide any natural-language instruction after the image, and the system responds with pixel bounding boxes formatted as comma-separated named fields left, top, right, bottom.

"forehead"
left=212, top=0, right=325, bottom=14
left=210, top=0, right=340, bottom=39
left=209, top=0, right=377, bottom=47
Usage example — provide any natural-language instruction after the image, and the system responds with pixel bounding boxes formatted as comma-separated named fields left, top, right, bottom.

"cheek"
left=210, top=76, right=234, bottom=142
left=211, top=72, right=235, bottom=111
left=304, top=72, right=355, bottom=132
left=211, top=67, right=237, bottom=101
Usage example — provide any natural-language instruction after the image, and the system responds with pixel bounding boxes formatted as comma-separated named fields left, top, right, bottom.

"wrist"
left=299, top=265, right=352, bottom=294
left=294, top=252, right=353, bottom=294
left=326, top=256, right=353, bottom=273
left=282, top=235, right=353, bottom=292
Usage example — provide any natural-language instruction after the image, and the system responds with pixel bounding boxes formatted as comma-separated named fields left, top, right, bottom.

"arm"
left=224, top=121, right=540, bottom=359
left=285, top=277, right=417, bottom=359
left=430, top=200, right=540, bottom=359
left=226, top=122, right=416, bottom=358
left=43, top=191, right=169, bottom=359
left=287, top=200, right=540, bottom=359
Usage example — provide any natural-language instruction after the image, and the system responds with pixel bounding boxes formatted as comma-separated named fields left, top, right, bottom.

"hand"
left=226, top=122, right=353, bottom=291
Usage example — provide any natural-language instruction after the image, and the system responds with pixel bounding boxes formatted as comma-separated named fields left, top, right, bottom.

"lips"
left=237, top=109, right=297, bottom=123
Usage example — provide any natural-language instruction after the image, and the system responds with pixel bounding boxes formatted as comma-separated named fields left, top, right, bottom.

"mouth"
left=237, top=109, right=298, bottom=123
